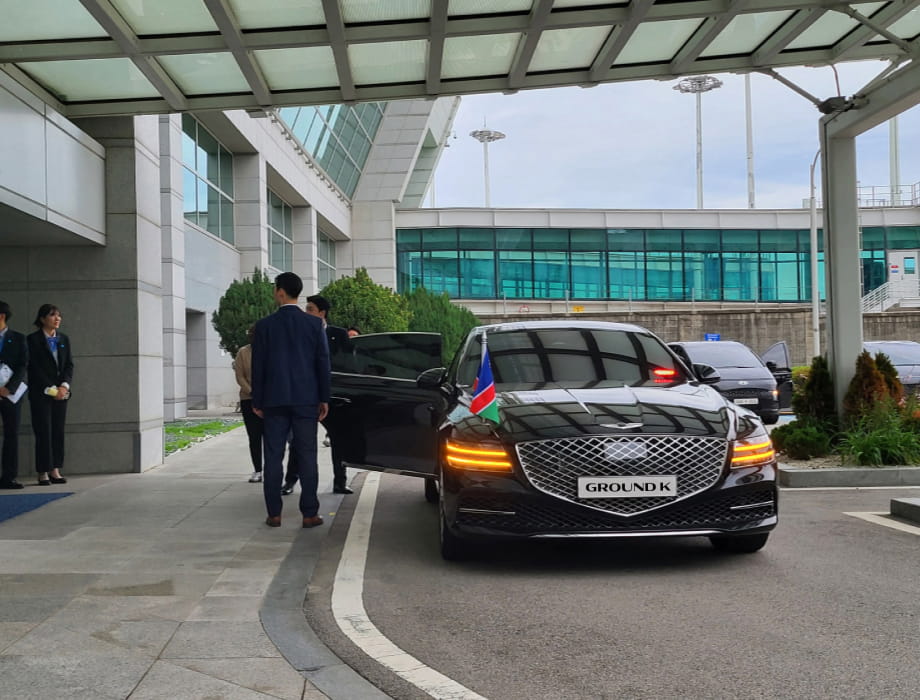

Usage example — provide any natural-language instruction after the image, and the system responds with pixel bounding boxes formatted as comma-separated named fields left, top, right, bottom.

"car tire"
left=424, top=477, right=439, bottom=503
left=761, top=413, right=780, bottom=425
left=709, top=532, right=770, bottom=553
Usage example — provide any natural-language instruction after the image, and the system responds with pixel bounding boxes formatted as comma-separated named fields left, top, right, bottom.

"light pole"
left=809, top=148, right=821, bottom=357
left=673, top=75, right=723, bottom=209
left=470, top=127, right=506, bottom=207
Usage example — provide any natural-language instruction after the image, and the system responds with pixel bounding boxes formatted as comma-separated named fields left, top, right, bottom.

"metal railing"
left=806, top=181, right=920, bottom=209
left=862, top=281, right=895, bottom=313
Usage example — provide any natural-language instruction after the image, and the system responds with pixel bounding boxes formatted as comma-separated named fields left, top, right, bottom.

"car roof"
left=475, top=320, right=654, bottom=335
left=864, top=340, right=920, bottom=346
left=671, top=340, right=747, bottom=349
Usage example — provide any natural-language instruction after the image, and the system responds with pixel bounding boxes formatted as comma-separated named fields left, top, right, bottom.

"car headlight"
left=730, top=426, right=776, bottom=468
left=445, top=440, right=513, bottom=472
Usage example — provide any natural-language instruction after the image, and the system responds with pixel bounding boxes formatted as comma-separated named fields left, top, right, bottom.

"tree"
left=211, top=268, right=276, bottom=358
left=320, top=268, right=410, bottom=334
left=873, top=351, right=904, bottom=404
left=791, top=354, right=836, bottom=426
left=404, top=287, right=480, bottom=364
left=842, top=351, right=890, bottom=426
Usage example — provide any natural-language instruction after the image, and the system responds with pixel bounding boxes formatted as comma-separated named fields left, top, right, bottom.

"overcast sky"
left=426, top=60, right=920, bottom=211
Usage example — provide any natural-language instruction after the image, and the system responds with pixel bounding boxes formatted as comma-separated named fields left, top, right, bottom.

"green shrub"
left=320, top=268, right=410, bottom=334
left=770, top=420, right=833, bottom=460
left=842, top=351, right=891, bottom=426
left=873, top=352, right=904, bottom=404
left=405, top=287, right=480, bottom=364
left=791, top=355, right=836, bottom=427
left=211, top=268, right=276, bottom=358
left=838, top=401, right=920, bottom=466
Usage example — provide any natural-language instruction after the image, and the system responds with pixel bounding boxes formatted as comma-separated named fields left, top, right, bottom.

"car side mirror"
left=693, top=363, right=721, bottom=385
left=417, top=367, right=447, bottom=389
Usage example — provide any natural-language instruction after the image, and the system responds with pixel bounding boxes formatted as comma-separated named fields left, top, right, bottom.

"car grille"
left=515, top=435, right=727, bottom=517
left=456, top=487, right=775, bottom=533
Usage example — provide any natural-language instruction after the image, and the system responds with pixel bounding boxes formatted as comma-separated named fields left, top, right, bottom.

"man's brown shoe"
left=265, top=516, right=281, bottom=527
left=302, top=516, right=324, bottom=528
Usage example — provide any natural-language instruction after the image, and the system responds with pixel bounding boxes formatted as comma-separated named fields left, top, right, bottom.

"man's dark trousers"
left=0, top=399, right=21, bottom=483
left=263, top=405, right=319, bottom=519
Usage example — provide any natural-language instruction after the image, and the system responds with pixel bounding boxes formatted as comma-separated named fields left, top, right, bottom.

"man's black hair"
left=348, top=325, right=361, bottom=334
left=307, top=295, right=331, bottom=315
left=274, top=272, right=303, bottom=300
left=0, top=300, right=11, bottom=323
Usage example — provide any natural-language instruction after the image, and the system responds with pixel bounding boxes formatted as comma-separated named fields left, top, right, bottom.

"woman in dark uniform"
left=27, top=304, right=73, bottom=486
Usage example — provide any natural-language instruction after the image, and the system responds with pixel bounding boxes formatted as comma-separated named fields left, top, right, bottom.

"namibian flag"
left=470, top=335, right=500, bottom=424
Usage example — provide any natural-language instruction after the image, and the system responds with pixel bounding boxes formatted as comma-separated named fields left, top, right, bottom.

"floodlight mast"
left=674, top=75, right=723, bottom=209
left=470, top=128, right=506, bottom=207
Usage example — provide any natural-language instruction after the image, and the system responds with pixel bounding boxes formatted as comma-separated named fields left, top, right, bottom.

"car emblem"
left=738, top=380, right=749, bottom=385
left=599, top=422, right=643, bottom=430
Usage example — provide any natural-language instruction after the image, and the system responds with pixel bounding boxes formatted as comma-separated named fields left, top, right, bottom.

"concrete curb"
left=890, top=497, right=920, bottom=525
left=779, top=465, right=920, bottom=488
left=261, top=492, right=391, bottom=700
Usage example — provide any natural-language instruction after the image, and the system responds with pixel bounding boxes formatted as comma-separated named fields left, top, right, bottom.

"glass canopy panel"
left=554, top=0, right=628, bottom=7
left=158, top=53, right=248, bottom=95
left=255, top=46, right=338, bottom=90
left=447, top=0, right=532, bottom=16
left=530, top=26, right=610, bottom=72
left=109, top=0, right=218, bottom=35
left=342, top=0, right=430, bottom=23
left=885, top=8, right=920, bottom=39
left=614, top=19, right=702, bottom=65
left=0, top=0, right=106, bottom=41
left=785, top=2, right=886, bottom=50
left=227, top=0, right=327, bottom=30
left=349, top=41, right=427, bottom=85
left=19, top=58, right=159, bottom=101
left=442, top=33, right=519, bottom=79
left=700, top=11, right=793, bottom=57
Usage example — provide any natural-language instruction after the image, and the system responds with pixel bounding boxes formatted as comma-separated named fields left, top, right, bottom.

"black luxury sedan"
left=325, top=322, right=778, bottom=560
left=668, top=340, right=791, bottom=424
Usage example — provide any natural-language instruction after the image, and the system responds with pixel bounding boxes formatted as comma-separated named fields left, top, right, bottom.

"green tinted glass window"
left=722, top=230, right=758, bottom=252
left=460, top=251, right=496, bottom=298
left=861, top=227, right=885, bottom=249
left=646, top=229, right=682, bottom=252
left=533, top=230, right=568, bottom=251
left=498, top=251, right=533, bottom=297
left=607, top=229, right=644, bottom=252
left=423, top=229, right=458, bottom=250
left=683, top=229, right=720, bottom=252
left=886, top=225, right=920, bottom=249
left=459, top=229, right=494, bottom=249
left=570, top=229, right=604, bottom=251
left=759, top=229, right=798, bottom=252
left=497, top=229, right=532, bottom=250
left=397, top=230, right=421, bottom=251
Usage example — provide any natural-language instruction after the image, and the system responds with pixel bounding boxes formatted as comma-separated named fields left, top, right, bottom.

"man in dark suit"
left=305, top=294, right=353, bottom=495
left=0, top=300, right=28, bottom=489
left=251, top=273, right=330, bottom=528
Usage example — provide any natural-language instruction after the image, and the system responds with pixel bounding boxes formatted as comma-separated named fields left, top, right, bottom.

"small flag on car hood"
left=470, top=334, right=500, bottom=424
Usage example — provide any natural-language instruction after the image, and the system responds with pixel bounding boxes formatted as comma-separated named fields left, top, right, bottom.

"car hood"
left=452, top=382, right=738, bottom=442
left=710, top=366, right=776, bottom=390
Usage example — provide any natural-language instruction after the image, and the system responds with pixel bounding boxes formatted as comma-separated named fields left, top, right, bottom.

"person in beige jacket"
left=234, top=326, right=263, bottom=483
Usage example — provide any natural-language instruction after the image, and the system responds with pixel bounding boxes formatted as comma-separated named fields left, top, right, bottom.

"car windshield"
left=682, top=343, right=762, bottom=369
left=865, top=343, right=920, bottom=365
left=457, top=328, right=683, bottom=388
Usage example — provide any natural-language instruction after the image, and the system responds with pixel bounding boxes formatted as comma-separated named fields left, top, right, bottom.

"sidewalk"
left=0, top=425, right=378, bottom=700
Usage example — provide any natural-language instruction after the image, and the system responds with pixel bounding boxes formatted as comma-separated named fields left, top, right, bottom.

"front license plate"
left=734, top=397, right=759, bottom=405
left=577, top=475, right=677, bottom=499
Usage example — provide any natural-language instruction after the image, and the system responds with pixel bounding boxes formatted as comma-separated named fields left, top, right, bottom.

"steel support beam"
left=77, top=0, right=188, bottom=111
left=589, top=0, right=655, bottom=83
left=203, top=0, right=273, bottom=106
left=321, top=0, right=356, bottom=102
left=426, top=0, right=449, bottom=95
left=507, top=0, right=555, bottom=90
left=671, top=0, right=753, bottom=75
left=824, top=58, right=920, bottom=139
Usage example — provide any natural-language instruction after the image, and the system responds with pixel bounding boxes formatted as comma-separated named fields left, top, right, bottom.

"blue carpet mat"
left=0, top=492, right=73, bottom=524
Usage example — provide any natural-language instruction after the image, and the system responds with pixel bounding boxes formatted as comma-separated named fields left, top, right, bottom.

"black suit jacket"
left=325, top=325, right=350, bottom=357
left=251, top=305, right=331, bottom=411
left=0, top=329, right=28, bottom=394
left=26, top=330, right=74, bottom=397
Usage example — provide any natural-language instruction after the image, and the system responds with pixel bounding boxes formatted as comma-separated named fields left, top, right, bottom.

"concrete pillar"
left=294, top=205, right=319, bottom=295
left=235, top=154, right=268, bottom=276
left=820, top=128, right=863, bottom=412
left=344, top=201, right=397, bottom=289
left=159, top=114, right=187, bottom=420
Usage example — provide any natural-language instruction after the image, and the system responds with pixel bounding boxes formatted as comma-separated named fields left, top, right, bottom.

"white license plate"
left=577, top=475, right=677, bottom=499
left=733, top=397, right=759, bottom=405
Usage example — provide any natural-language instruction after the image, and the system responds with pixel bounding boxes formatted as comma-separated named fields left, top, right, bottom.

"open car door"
left=761, top=341, right=793, bottom=409
left=326, top=332, right=444, bottom=478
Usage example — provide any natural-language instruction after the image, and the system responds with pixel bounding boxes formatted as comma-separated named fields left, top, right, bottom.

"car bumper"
left=443, top=469, right=778, bottom=541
